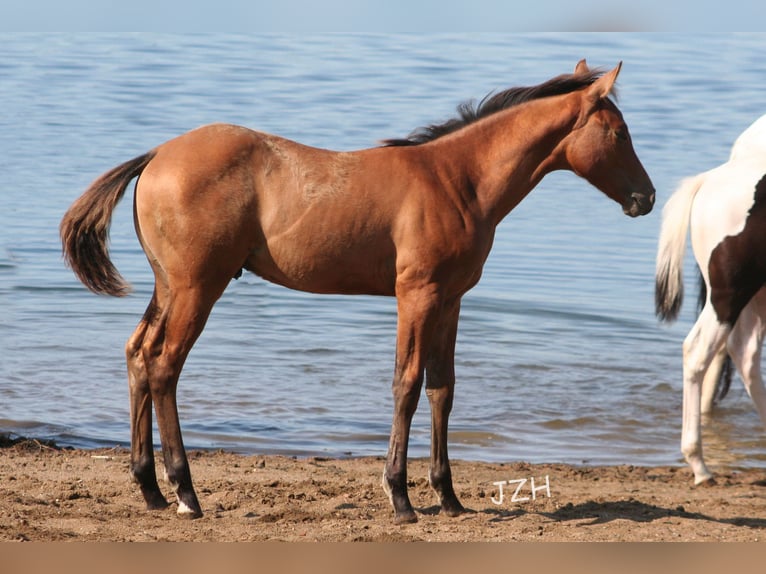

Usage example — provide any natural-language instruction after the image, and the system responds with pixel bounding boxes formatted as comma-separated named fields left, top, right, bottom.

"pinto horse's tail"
left=60, top=151, right=156, bottom=296
left=655, top=172, right=706, bottom=322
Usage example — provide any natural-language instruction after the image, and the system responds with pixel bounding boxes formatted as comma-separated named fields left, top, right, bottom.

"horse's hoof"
left=442, top=504, right=468, bottom=518
left=393, top=510, right=418, bottom=525
left=177, top=500, right=203, bottom=519
left=142, top=490, right=170, bottom=511
left=694, top=477, right=717, bottom=488
left=145, top=499, right=170, bottom=511
left=177, top=509, right=203, bottom=520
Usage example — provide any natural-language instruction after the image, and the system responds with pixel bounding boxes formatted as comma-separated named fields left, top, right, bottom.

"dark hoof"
left=142, top=490, right=170, bottom=511
left=441, top=503, right=468, bottom=517
left=695, top=477, right=718, bottom=488
left=145, top=498, right=170, bottom=511
left=394, top=509, right=418, bottom=525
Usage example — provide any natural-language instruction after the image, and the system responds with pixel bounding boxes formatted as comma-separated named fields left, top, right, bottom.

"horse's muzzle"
left=623, top=190, right=655, bottom=217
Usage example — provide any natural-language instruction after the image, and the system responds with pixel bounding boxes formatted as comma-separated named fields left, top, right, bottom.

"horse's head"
left=562, top=61, right=655, bottom=217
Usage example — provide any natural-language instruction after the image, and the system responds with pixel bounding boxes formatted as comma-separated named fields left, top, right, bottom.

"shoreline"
left=1, top=439, right=765, bottom=541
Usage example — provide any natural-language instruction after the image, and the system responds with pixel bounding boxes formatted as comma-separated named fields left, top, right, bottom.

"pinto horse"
left=61, top=60, right=654, bottom=524
left=656, top=113, right=766, bottom=486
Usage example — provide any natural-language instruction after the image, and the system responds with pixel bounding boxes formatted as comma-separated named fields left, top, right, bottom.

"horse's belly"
left=245, top=243, right=396, bottom=296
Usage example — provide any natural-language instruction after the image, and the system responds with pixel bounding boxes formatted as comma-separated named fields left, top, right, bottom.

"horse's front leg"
left=383, top=283, right=441, bottom=524
left=425, top=298, right=466, bottom=517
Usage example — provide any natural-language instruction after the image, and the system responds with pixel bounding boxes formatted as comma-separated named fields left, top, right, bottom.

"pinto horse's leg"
left=728, top=296, right=766, bottom=431
left=700, top=346, right=728, bottom=414
left=383, top=284, right=441, bottom=524
left=126, top=292, right=168, bottom=510
left=681, top=304, right=730, bottom=485
left=425, top=298, right=466, bottom=517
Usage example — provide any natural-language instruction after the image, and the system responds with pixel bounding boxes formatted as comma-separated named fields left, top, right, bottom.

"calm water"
left=2, top=34, right=766, bottom=471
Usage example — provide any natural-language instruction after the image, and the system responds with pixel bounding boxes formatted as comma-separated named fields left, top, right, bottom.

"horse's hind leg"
left=425, top=298, right=466, bottom=517
left=681, top=304, right=730, bottom=484
left=700, top=346, right=727, bottom=414
left=126, top=291, right=168, bottom=510
left=727, top=294, right=766, bottom=431
left=139, top=282, right=228, bottom=518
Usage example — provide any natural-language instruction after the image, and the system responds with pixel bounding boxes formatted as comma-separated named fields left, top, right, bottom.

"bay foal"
left=62, top=60, right=654, bottom=524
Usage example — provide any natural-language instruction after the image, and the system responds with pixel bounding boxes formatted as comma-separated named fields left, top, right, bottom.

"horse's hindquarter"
left=134, top=124, right=268, bottom=286
left=691, top=159, right=766, bottom=268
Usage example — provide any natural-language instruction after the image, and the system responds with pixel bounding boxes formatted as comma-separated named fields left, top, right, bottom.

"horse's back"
left=730, top=114, right=766, bottom=162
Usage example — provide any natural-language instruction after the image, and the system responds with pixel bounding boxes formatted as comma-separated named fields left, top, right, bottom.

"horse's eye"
left=615, top=127, right=629, bottom=141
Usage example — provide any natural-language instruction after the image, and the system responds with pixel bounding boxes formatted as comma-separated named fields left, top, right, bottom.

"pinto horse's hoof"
left=694, top=477, right=718, bottom=488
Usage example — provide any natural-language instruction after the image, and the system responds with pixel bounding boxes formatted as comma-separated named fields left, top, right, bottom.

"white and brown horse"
left=62, top=60, right=654, bottom=524
left=656, top=114, right=766, bottom=485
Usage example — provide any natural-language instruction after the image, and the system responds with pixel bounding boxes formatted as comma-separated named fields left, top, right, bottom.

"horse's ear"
left=574, top=62, right=622, bottom=128
left=574, top=59, right=589, bottom=74
left=588, top=61, right=622, bottom=100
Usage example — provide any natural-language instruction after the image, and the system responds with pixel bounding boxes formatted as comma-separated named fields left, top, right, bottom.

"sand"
left=1, top=436, right=765, bottom=542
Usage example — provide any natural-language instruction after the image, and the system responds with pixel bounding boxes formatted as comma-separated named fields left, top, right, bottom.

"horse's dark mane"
left=382, top=70, right=607, bottom=147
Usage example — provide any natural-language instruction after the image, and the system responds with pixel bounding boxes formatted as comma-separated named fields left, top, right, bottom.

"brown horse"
left=61, top=60, right=654, bottom=524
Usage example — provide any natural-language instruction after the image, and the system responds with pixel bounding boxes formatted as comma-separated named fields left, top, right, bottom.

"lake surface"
left=2, top=33, right=766, bottom=471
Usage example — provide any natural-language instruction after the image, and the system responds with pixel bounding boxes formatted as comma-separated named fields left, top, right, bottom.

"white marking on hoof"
left=177, top=500, right=196, bottom=516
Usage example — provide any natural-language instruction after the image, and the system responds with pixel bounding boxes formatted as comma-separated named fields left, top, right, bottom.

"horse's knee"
left=425, top=385, right=453, bottom=413
left=392, top=378, right=423, bottom=418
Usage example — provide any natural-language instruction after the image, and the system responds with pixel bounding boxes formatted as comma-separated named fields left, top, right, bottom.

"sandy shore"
left=1, top=437, right=765, bottom=542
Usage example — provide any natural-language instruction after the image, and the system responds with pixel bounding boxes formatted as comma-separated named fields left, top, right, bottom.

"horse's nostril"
left=627, top=191, right=654, bottom=216
left=632, top=191, right=655, bottom=206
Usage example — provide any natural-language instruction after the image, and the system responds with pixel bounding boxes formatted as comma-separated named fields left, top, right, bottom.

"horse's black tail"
left=60, top=151, right=156, bottom=296
left=697, top=272, right=733, bottom=403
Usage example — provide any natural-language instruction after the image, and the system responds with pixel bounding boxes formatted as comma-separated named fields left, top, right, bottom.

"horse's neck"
left=448, top=96, right=579, bottom=225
